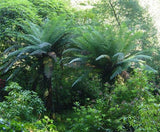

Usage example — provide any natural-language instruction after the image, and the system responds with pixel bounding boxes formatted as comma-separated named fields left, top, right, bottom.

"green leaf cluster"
left=68, top=70, right=160, bottom=131
left=0, top=82, right=46, bottom=122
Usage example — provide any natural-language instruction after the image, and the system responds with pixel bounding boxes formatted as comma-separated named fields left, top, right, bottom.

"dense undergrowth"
left=0, top=0, right=160, bottom=131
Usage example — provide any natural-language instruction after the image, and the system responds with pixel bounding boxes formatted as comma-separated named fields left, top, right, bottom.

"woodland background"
left=0, top=0, right=160, bottom=131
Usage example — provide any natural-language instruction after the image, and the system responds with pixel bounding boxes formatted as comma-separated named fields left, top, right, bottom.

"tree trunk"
left=45, top=77, right=54, bottom=113
left=41, top=60, right=54, bottom=113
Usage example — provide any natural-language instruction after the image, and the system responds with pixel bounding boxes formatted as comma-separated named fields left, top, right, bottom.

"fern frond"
left=69, top=58, right=84, bottom=64
left=96, top=55, right=110, bottom=61
left=30, top=50, right=47, bottom=56
left=26, top=34, right=42, bottom=44
left=110, top=66, right=123, bottom=80
left=3, top=45, right=21, bottom=54
left=134, top=55, right=152, bottom=60
left=143, top=65, right=157, bottom=73
left=62, top=48, right=81, bottom=55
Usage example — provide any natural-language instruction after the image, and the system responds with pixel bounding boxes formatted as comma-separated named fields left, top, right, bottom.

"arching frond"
left=69, top=58, right=84, bottom=64
left=96, top=55, right=111, bottom=61
left=0, top=15, right=71, bottom=80
left=110, top=66, right=123, bottom=80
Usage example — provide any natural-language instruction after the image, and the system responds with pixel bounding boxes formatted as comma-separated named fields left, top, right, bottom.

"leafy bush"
left=0, top=118, right=26, bottom=132
left=51, top=66, right=101, bottom=111
left=28, top=0, right=70, bottom=19
left=0, top=116, right=58, bottom=132
left=0, top=0, right=40, bottom=51
left=0, top=0, right=70, bottom=52
left=128, top=103, right=160, bottom=131
left=67, top=102, right=105, bottom=132
left=25, top=116, right=58, bottom=132
left=67, top=70, right=160, bottom=132
left=101, top=70, right=160, bottom=131
left=0, top=82, right=45, bottom=121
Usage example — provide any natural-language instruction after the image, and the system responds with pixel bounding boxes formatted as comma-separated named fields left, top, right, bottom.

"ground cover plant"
left=0, top=0, right=160, bottom=131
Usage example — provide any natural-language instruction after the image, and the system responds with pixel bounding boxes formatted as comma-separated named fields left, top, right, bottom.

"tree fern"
left=66, top=24, right=154, bottom=85
left=0, top=15, right=71, bottom=112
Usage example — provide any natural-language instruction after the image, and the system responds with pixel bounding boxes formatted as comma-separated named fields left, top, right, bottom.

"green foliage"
left=0, top=116, right=58, bottom=132
left=25, top=116, right=58, bottom=132
left=67, top=102, right=104, bottom=132
left=0, top=15, right=72, bottom=112
left=93, top=0, right=158, bottom=49
left=0, top=82, right=45, bottom=121
left=67, top=70, right=160, bottom=131
left=28, top=0, right=70, bottom=19
left=50, top=63, right=101, bottom=111
left=69, top=73, right=101, bottom=105
left=0, top=118, right=26, bottom=132
left=71, top=9, right=97, bottom=26
left=0, top=15, right=71, bottom=80
left=0, top=1, right=159, bottom=131
left=0, top=0, right=38, bottom=27
left=0, top=0, right=40, bottom=51
left=105, top=71, right=159, bottom=131
left=0, top=0, right=71, bottom=53
left=128, top=103, right=160, bottom=131
left=65, top=24, right=153, bottom=85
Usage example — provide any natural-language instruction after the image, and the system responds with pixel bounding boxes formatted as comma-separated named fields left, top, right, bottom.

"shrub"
left=67, top=70, right=160, bottom=131
left=67, top=102, right=105, bottom=132
left=51, top=67, right=101, bottom=111
left=101, top=70, right=160, bottom=131
left=28, top=0, right=70, bottom=19
left=128, top=103, right=160, bottom=132
left=25, top=116, right=58, bottom=132
left=0, top=118, right=26, bottom=132
left=0, top=0, right=40, bottom=52
left=0, top=82, right=46, bottom=122
left=0, top=116, right=58, bottom=132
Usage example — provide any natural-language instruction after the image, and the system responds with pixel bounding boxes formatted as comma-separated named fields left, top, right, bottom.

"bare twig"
left=109, top=0, right=121, bottom=26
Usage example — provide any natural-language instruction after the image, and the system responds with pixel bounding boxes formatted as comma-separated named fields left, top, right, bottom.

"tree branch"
left=109, top=0, right=121, bottom=26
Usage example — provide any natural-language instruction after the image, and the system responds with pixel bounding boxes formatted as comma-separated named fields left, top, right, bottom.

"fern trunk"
left=45, top=77, right=54, bottom=113
left=41, top=60, right=54, bottom=113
